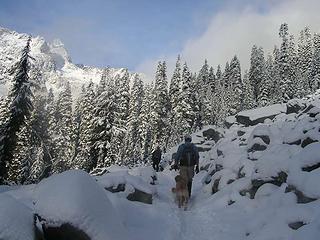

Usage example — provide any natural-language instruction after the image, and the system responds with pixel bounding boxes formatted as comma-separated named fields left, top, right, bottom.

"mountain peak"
left=49, top=38, right=72, bottom=64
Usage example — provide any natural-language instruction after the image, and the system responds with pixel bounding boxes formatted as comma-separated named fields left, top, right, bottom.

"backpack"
left=180, top=144, right=196, bottom=166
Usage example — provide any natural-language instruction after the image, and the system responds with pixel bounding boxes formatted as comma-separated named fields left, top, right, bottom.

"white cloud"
left=136, top=0, right=320, bottom=83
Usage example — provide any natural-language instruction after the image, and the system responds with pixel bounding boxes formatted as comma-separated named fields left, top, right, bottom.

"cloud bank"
left=136, top=0, right=320, bottom=83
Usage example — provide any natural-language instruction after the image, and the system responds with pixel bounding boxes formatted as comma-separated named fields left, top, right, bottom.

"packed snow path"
left=154, top=169, right=237, bottom=240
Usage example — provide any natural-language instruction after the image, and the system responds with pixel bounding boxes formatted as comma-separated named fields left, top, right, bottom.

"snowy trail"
left=154, top=170, right=221, bottom=240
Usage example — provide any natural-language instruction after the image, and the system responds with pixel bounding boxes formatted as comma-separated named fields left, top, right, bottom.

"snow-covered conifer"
left=0, top=38, right=33, bottom=183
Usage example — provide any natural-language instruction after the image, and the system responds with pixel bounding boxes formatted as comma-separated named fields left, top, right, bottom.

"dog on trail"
left=172, top=175, right=189, bottom=209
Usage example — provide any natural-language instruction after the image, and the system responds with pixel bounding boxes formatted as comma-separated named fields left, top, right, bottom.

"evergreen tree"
left=71, top=85, right=85, bottom=165
left=228, top=55, right=242, bottom=114
left=288, top=35, right=298, bottom=97
left=242, top=71, right=255, bottom=110
left=311, top=33, right=320, bottom=91
left=279, top=23, right=293, bottom=101
left=169, top=55, right=182, bottom=113
left=94, top=75, right=116, bottom=168
left=150, top=62, right=169, bottom=149
left=0, top=37, right=33, bottom=183
left=97, top=67, right=109, bottom=95
left=74, top=82, right=96, bottom=172
left=197, top=60, right=210, bottom=126
left=191, top=72, right=201, bottom=131
left=51, top=81, right=73, bottom=173
left=140, top=83, right=153, bottom=161
left=249, top=45, right=266, bottom=104
left=168, top=56, right=182, bottom=140
left=270, top=46, right=282, bottom=103
left=258, top=55, right=273, bottom=106
left=9, top=69, right=51, bottom=184
left=216, top=65, right=222, bottom=80
left=297, top=27, right=313, bottom=93
left=220, top=62, right=232, bottom=118
left=206, top=67, right=217, bottom=124
left=124, top=74, right=144, bottom=166
left=208, top=66, right=216, bottom=93
left=111, top=69, right=130, bottom=165
left=0, top=97, right=9, bottom=128
left=172, top=63, right=195, bottom=142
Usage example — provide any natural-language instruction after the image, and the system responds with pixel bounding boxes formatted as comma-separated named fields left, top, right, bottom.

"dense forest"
left=1, top=23, right=320, bottom=184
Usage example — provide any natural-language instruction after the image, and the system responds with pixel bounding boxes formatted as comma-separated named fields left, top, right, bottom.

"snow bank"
left=0, top=194, right=34, bottom=240
left=34, top=170, right=128, bottom=240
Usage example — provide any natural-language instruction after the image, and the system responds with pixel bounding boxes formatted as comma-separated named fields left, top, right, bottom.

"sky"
left=1, top=0, right=320, bottom=81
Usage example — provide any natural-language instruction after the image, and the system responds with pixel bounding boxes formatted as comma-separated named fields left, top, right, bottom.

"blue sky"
left=1, top=0, right=319, bottom=80
left=0, top=0, right=223, bottom=70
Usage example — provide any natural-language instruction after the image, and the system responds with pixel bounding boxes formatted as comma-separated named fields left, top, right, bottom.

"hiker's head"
left=184, top=134, right=192, bottom=143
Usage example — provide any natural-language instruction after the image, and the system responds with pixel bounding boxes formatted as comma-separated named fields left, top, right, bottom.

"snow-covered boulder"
left=97, top=169, right=154, bottom=204
left=225, top=115, right=237, bottom=128
left=286, top=99, right=306, bottom=114
left=236, top=104, right=286, bottom=126
left=202, top=126, right=224, bottom=142
left=0, top=194, right=35, bottom=240
left=34, top=170, right=128, bottom=240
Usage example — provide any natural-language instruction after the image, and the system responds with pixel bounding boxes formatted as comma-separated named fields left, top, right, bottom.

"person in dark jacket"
left=173, top=134, right=199, bottom=197
left=152, top=146, right=162, bottom=172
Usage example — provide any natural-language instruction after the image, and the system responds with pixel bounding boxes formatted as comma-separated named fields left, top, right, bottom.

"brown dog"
left=171, top=175, right=189, bottom=209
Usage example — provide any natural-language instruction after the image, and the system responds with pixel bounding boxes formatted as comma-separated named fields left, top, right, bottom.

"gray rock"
left=302, top=162, right=320, bottom=172
left=237, top=166, right=245, bottom=178
left=202, top=128, right=224, bottom=142
left=212, top=178, right=221, bottom=194
left=227, top=179, right=235, bottom=184
left=288, top=221, right=306, bottom=230
left=236, top=114, right=275, bottom=127
left=254, top=135, right=270, bottom=144
left=127, top=189, right=153, bottom=204
left=249, top=172, right=288, bottom=199
left=217, top=149, right=223, bottom=156
left=237, top=130, right=246, bottom=136
left=285, top=185, right=318, bottom=203
left=284, top=139, right=301, bottom=145
left=301, top=137, right=318, bottom=148
left=247, top=143, right=267, bottom=152
left=35, top=214, right=90, bottom=240
left=286, top=100, right=306, bottom=114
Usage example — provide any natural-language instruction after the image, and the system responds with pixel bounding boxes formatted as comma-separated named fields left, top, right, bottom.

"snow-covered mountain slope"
left=0, top=26, right=136, bottom=99
left=1, top=95, right=320, bottom=239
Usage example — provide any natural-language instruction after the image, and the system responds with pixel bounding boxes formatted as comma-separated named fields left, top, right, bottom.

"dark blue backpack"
left=180, top=144, right=196, bottom=166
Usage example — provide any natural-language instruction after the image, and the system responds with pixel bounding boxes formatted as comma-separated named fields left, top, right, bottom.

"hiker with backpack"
left=173, top=134, right=199, bottom=197
left=152, top=145, right=162, bottom=172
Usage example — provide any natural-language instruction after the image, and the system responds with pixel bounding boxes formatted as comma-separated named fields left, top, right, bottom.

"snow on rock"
left=34, top=170, right=128, bottom=240
left=0, top=194, right=34, bottom=240
left=236, top=103, right=286, bottom=126
left=96, top=168, right=154, bottom=204
left=225, top=115, right=237, bottom=128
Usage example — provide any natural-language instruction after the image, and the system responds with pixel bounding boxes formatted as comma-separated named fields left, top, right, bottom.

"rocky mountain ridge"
left=0, top=26, right=136, bottom=99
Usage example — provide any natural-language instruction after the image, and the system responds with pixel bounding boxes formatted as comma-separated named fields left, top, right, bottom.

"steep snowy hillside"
left=1, top=94, right=320, bottom=239
left=0, top=26, right=136, bottom=98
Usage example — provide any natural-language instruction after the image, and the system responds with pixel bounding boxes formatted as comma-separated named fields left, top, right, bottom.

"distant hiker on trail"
left=152, top=146, right=162, bottom=172
left=173, top=134, right=199, bottom=197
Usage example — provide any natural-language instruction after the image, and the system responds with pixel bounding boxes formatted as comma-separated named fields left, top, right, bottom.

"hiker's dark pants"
left=153, top=162, right=160, bottom=172
left=187, top=181, right=192, bottom=197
